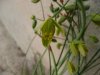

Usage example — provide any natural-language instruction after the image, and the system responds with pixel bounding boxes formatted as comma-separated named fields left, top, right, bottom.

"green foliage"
left=31, top=15, right=37, bottom=29
left=69, top=41, right=79, bottom=56
left=78, top=42, right=88, bottom=57
left=41, top=18, right=63, bottom=47
left=41, top=18, right=56, bottom=47
left=31, top=0, right=100, bottom=75
left=65, top=1, right=90, bottom=11
left=67, top=61, right=76, bottom=74
left=58, top=15, right=67, bottom=24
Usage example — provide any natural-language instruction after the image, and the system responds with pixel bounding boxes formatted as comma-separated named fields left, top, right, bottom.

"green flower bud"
left=69, top=41, right=79, bottom=56
left=50, top=3, right=54, bottom=13
left=91, top=13, right=100, bottom=26
left=31, top=15, right=36, bottom=20
left=78, top=43, right=88, bottom=57
left=67, top=61, right=76, bottom=74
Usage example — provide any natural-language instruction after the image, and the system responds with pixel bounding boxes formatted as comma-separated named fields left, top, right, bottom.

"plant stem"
left=52, top=0, right=70, bottom=18
left=55, top=1, right=68, bottom=13
left=22, top=35, right=37, bottom=75
left=48, top=46, right=58, bottom=75
left=56, top=25, right=71, bottom=66
left=93, top=67, right=100, bottom=75
left=48, top=47, right=52, bottom=75
left=80, top=48, right=100, bottom=74
left=40, top=0, right=45, bottom=21
left=85, top=63, right=100, bottom=73
left=32, top=48, right=47, bottom=75
left=76, top=0, right=86, bottom=40
left=51, top=50, right=71, bottom=75
left=77, top=54, right=81, bottom=75
left=87, top=55, right=100, bottom=68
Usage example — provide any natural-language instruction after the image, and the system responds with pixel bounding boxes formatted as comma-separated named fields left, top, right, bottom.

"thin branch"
left=32, top=48, right=48, bottom=75
left=85, top=63, right=100, bottom=73
left=52, top=0, right=70, bottom=18
left=56, top=24, right=71, bottom=66
left=48, top=47, right=52, bottom=75
left=54, top=36, right=65, bottom=40
left=40, top=0, right=45, bottom=21
left=80, top=48, right=100, bottom=74
left=22, top=35, right=37, bottom=75
left=49, top=45, right=58, bottom=75
left=93, top=67, right=100, bottom=75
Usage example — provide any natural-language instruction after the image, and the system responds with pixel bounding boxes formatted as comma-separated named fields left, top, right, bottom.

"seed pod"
left=67, top=61, right=75, bottom=74
left=50, top=3, right=54, bottom=13
left=32, top=0, right=40, bottom=3
left=52, top=38, right=57, bottom=42
left=58, top=15, right=67, bottom=24
left=69, top=42, right=79, bottom=56
left=78, top=43, right=88, bottom=57
left=31, top=15, right=36, bottom=20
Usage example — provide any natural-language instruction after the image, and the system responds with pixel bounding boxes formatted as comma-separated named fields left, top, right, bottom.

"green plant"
left=27, top=0, right=100, bottom=75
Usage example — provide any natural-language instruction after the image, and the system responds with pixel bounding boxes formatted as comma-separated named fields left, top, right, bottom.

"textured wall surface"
left=0, top=20, right=25, bottom=75
left=0, top=0, right=100, bottom=75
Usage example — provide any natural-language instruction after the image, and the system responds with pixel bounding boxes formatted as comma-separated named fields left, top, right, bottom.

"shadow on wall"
left=0, top=20, right=26, bottom=75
